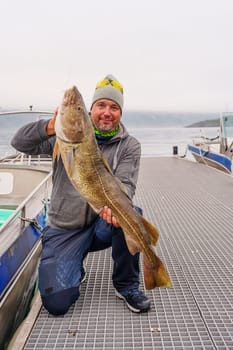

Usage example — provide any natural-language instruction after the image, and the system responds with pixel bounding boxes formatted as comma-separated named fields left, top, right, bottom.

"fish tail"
left=143, top=254, right=172, bottom=290
left=141, top=216, right=160, bottom=245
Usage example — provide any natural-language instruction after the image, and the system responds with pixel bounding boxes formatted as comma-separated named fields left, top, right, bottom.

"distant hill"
left=122, top=111, right=219, bottom=128
left=186, top=118, right=220, bottom=128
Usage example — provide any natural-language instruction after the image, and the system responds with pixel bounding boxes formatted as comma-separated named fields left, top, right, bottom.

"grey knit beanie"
left=91, top=74, right=124, bottom=112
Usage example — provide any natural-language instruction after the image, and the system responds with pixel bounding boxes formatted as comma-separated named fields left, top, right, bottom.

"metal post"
left=173, top=146, right=178, bottom=155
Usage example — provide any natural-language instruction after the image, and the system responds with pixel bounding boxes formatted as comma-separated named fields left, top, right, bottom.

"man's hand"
left=46, top=108, right=58, bottom=136
left=100, top=206, right=120, bottom=227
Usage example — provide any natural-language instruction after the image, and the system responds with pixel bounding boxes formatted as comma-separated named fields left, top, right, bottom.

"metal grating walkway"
left=23, top=157, right=233, bottom=350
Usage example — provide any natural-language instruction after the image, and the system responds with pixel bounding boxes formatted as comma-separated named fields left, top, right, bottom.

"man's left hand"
left=100, top=206, right=120, bottom=227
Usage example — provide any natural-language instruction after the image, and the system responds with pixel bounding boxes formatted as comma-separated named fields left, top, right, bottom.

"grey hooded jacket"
left=11, top=119, right=141, bottom=230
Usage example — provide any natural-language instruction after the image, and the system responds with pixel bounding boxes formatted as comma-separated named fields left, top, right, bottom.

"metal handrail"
left=0, top=171, right=52, bottom=258
left=0, top=110, right=53, bottom=116
left=0, top=170, right=52, bottom=234
left=0, top=152, right=52, bottom=165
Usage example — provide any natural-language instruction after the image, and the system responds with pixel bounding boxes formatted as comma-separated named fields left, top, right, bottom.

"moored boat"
left=187, top=112, right=233, bottom=174
left=0, top=110, right=53, bottom=349
left=0, top=156, right=52, bottom=349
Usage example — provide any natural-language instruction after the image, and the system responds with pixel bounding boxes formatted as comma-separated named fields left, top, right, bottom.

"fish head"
left=55, top=86, right=89, bottom=143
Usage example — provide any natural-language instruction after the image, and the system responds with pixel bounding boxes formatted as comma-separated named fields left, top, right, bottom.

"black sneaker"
left=115, top=288, right=151, bottom=313
left=80, top=266, right=87, bottom=284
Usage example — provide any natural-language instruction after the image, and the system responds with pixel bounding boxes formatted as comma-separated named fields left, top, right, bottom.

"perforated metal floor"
left=24, top=157, right=233, bottom=350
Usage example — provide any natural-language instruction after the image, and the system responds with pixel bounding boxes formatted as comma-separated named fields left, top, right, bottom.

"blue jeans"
left=39, top=210, right=141, bottom=315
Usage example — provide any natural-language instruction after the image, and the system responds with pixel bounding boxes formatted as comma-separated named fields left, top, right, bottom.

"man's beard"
left=95, top=118, right=114, bottom=132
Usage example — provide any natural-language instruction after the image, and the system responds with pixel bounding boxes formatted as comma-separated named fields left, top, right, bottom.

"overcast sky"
left=1, top=0, right=233, bottom=113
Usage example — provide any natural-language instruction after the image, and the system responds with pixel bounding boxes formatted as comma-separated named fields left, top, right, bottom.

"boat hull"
left=187, top=144, right=232, bottom=174
left=0, top=239, right=41, bottom=350
left=0, top=164, right=52, bottom=349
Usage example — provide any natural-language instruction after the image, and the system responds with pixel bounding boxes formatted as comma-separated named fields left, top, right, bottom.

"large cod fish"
left=54, top=86, right=171, bottom=290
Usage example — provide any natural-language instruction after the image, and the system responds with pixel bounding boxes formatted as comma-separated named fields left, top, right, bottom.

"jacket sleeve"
left=114, top=137, right=141, bottom=199
left=11, top=119, right=55, bottom=156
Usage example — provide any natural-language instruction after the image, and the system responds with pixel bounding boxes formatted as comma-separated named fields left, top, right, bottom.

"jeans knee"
left=41, top=287, right=79, bottom=316
left=42, top=298, right=69, bottom=315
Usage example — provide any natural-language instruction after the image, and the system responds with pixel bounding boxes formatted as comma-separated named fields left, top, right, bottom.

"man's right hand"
left=46, top=108, right=58, bottom=136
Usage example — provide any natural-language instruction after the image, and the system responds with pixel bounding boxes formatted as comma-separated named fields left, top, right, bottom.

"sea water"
left=128, top=126, right=219, bottom=158
left=0, top=125, right=219, bottom=159
left=0, top=113, right=219, bottom=159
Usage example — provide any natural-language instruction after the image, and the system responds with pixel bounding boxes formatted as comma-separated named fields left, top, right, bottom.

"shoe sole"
left=80, top=261, right=87, bottom=284
left=115, top=290, right=148, bottom=313
left=80, top=273, right=87, bottom=284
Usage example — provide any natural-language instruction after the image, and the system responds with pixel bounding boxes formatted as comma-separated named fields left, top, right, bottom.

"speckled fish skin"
left=54, top=86, right=172, bottom=290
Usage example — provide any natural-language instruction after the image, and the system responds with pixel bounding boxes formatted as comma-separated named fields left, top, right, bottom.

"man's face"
left=91, top=99, right=121, bottom=132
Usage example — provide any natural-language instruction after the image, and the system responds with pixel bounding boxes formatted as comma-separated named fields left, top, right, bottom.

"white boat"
left=187, top=112, right=233, bottom=174
left=0, top=110, right=53, bottom=349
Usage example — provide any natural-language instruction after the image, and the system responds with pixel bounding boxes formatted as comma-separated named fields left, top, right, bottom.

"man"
left=11, top=74, right=151, bottom=315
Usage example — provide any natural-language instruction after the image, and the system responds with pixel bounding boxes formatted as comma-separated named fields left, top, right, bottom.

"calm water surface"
left=0, top=115, right=219, bottom=159
left=129, top=127, right=219, bottom=158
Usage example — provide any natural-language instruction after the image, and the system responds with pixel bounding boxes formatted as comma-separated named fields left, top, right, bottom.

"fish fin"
left=65, top=148, right=75, bottom=171
left=52, top=141, right=60, bottom=162
left=57, top=139, right=76, bottom=174
left=102, top=155, right=113, bottom=174
left=143, top=254, right=172, bottom=290
left=124, top=233, right=141, bottom=255
left=114, top=176, right=131, bottom=199
left=141, top=217, right=160, bottom=245
left=89, top=203, right=102, bottom=214
left=102, top=155, right=131, bottom=199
